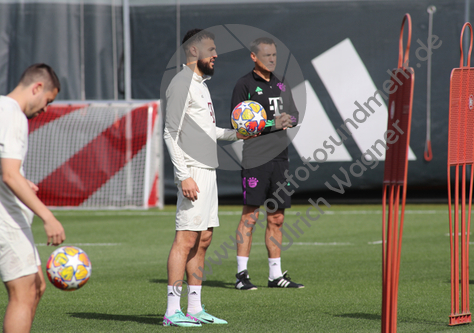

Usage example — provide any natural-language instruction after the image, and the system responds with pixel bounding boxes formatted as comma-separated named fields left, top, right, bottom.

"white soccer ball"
left=46, top=246, right=91, bottom=291
left=231, top=100, right=267, bottom=136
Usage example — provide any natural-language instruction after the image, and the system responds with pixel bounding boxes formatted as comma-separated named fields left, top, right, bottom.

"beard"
left=197, top=59, right=214, bottom=76
left=26, top=110, right=42, bottom=119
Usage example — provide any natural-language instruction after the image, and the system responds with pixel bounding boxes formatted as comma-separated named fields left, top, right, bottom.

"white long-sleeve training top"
left=163, top=65, right=237, bottom=182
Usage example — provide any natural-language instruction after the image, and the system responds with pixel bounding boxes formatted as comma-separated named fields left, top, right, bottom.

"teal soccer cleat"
left=163, top=309, right=202, bottom=327
left=187, top=306, right=228, bottom=324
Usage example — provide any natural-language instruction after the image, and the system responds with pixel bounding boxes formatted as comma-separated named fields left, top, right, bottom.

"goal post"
left=25, top=101, right=164, bottom=209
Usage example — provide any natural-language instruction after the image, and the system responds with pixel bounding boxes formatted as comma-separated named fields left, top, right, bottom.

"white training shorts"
left=175, top=167, right=219, bottom=231
left=0, top=221, right=41, bottom=282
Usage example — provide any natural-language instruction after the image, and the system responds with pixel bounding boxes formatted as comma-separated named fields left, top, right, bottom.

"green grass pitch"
left=1, top=204, right=473, bottom=332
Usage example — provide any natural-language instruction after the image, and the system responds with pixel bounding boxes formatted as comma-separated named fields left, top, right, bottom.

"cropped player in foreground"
left=163, top=29, right=255, bottom=327
left=231, top=37, right=303, bottom=290
left=0, top=63, right=66, bottom=333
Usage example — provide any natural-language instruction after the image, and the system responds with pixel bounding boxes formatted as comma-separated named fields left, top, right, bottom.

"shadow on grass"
left=68, top=312, right=163, bottom=325
left=444, top=279, right=474, bottom=284
left=149, top=278, right=234, bottom=289
left=334, top=313, right=380, bottom=321
left=333, top=312, right=447, bottom=328
left=202, top=279, right=235, bottom=289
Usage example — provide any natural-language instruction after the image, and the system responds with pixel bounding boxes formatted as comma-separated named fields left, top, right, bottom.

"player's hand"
left=43, top=216, right=66, bottom=246
left=181, top=177, right=200, bottom=202
left=27, top=179, right=39, bottom=193
left=236, top=132, right=259, bottom=140
left=275, top=112, right=292, bottom=130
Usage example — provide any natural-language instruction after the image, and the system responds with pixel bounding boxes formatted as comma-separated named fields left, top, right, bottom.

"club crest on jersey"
left=248, top=177, right=259, bottom=188
left=255, top=86, right=263, bottom=95
left=277, top=82, right=286, bottom=92
left=470, top=95, right=474, bottom=110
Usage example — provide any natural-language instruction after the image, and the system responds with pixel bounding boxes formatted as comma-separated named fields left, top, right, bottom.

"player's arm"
left=215, top=127, right=256, bottom=141
left=286, top=87, right=299, bottom=126
left=266, top=83, right=299, bottom=133
left=274, top=113, right=292, bottom=130
left=163, top=79, right=199, bottom=201
left=261, top=113, right=292, bottom=134
left=26, top=179, right=39, bottom=193
left=180, top=177, right=199, bottom=202
left=1, top=158, right=65, bottom=246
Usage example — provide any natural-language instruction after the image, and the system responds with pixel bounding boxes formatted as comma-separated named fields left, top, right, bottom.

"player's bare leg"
left=186, top=228, right=212, bottom=285
left=167, top=230, right=199, bottom=286
left=164, top=230, right=203, bottom=326
left=3, top=274, right=37, bottom=333
left=265, top=209, right=284, bottom=258
left=236, top=205, right=260, bottom=257
left=184, top=229, right=209, bottom=314
left=266, top=209, right=304, bottom=288
left=184, top=227, right=226, bottom=324
left=235, top=205, right=259, bottom=290
left=32, top=267, right=46, bottom=319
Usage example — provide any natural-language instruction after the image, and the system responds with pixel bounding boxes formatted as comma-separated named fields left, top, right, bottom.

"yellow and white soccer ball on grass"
left=46, top=246, right=91, bottom=291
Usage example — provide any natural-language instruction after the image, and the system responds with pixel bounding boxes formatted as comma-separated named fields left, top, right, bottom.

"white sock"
left=187, top=285, right=202, bottom=314
left=268, top=258, right=283, bottom=280
left=237, top=256, right=249, bottom=274
left=166, top=285, right=181, bottom=317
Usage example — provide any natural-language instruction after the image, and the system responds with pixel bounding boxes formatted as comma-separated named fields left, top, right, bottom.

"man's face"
left=26, top=85, right=58, bottom=119
left=252, top=43, right=277, bottom=73
left=196, top=38, right=217, bottom=76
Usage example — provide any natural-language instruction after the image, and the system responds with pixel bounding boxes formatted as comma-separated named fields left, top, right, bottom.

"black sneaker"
left=235, top=270, right=257, bottom=290
left=268, top=271, right=304, bottom=288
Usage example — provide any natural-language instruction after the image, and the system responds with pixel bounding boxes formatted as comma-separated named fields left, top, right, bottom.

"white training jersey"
left=0, top=96, right=34, bottom=228
left=164, top=65, right=237, bottom=182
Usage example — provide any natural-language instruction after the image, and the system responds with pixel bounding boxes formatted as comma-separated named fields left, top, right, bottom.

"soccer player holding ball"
left=162, top=29, right=255, bottom=327
left=231, top=37, right=303, bottom=290
left=0, top=64, right=66, bottom=333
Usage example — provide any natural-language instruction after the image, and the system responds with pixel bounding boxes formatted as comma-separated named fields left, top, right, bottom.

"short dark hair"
left=182, top=29, right=215, bottom=55
left=249, top=37, right=276, bottom=55
left=18, top=63, right=61, bottom=92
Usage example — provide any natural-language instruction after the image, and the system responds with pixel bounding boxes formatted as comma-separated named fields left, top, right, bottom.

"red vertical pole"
left=461, top=165, right=467, bottom=312
left=447, top=167, right=455, bottom=317
left=382, top=186, right=387, bottom=332
left=386, top=186, right=394, bottom=331
left=466, top=165, right=473, bottom=314
left=381, top=14, right=414, bottom=333
left=390, top=186, right=400, bottom=333
left=455, top=166, right=459, bottom=315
